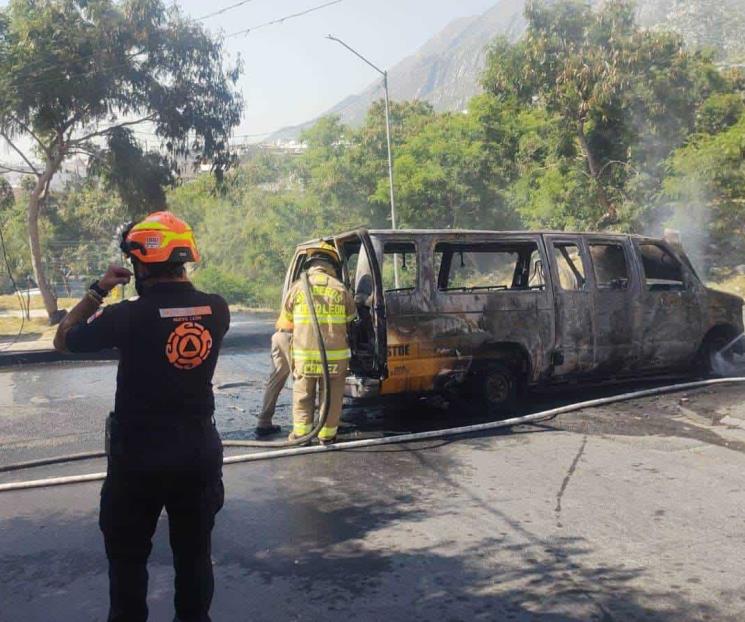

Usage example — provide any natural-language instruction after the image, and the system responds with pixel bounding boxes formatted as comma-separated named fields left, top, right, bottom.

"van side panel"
left=380, top=234, right=554, bottom=395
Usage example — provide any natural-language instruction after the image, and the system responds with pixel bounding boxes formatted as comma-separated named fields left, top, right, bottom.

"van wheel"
left=479, top=363, right=518, bottom=416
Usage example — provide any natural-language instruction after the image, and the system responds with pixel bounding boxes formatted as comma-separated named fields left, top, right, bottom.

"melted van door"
left=281, top=250, right=306, bottom=299
left=544, top=234, right=596, bottom=375
left=334, top=229, right=388, bottom=397
left=633, top=240, right=704, bottom=369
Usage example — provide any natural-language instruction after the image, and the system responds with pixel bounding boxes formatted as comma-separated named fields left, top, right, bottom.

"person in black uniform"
left=54, top=211, right=230, bottom=622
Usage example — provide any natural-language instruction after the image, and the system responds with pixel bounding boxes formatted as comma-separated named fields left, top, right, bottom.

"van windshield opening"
left=435, top=242, right=542, bottom=292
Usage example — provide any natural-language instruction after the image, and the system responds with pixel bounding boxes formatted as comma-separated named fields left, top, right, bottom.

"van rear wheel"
left=478, top=363, right=518, bottom=416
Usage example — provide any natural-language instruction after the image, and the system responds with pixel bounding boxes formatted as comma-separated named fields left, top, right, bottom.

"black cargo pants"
left=100, top=471, right=224, bottom=622
left=99, top=417, right=224, bottom=622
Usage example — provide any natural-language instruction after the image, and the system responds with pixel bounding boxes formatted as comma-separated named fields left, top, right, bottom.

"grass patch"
left=0, top=294, right=79, bottom=311
left=0, top=316, right=52, bottom=340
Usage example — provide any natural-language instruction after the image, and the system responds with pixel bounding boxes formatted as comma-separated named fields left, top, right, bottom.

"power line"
left=227, top=0, right=344, bottom=37
left=1, top=0, right=346, bottom=90
left=198, top=0, right=260, bottom=21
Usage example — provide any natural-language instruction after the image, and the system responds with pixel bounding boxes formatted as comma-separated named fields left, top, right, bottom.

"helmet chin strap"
left=129, top=258, right=149, bottom=296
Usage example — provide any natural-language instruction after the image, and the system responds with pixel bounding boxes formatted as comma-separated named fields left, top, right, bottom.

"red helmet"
left=121, top=211, right=200, bottom=264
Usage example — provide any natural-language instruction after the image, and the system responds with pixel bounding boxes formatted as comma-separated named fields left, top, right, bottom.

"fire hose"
left=2, top=377, right=745, bottom=493
left=0, top=270, right=331, bottom=473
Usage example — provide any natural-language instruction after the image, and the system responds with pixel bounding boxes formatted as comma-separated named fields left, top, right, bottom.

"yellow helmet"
left=306, top=241, right=340, bottom=264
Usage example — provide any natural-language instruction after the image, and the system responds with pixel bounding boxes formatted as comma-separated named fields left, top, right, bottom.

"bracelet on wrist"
left=86, top=290, right=104, bottom=304
left=89, top=280, right=109, bottom=299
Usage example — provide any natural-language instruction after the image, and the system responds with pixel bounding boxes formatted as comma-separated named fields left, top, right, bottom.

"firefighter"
left=279, top=242, right=356, bottom=445
left=255, top=325, right=291, bottom=436
left=53, top=211, right=229, bottom=622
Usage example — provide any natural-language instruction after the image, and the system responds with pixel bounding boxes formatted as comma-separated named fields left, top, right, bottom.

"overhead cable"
left=227, top=0, right=344, bottom=37
left=198, top=0, right=260, bottom=21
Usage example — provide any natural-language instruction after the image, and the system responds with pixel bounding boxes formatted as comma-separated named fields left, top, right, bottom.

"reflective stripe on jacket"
left=282, top=266, right=356, bottom=377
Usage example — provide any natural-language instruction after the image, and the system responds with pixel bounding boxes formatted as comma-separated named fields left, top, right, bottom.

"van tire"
left=478, top=363, right=518, bottom=416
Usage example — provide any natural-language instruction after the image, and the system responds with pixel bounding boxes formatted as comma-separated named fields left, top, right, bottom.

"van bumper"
left=345, top=376, right=381, bottom=400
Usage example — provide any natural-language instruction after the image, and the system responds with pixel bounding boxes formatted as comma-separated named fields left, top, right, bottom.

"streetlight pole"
left=381, top=70, right=397, bottom=231
left=326, top=34, right=399, bottom=286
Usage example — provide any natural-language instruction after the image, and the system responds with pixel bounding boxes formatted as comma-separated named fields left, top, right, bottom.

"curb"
left=0, top=330, right=274, bottom=368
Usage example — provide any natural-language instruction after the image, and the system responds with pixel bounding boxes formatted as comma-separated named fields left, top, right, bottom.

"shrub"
left=192, top=266, right=255, bottom=306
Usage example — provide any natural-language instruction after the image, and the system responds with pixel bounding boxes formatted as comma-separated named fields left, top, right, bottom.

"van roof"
left=298, top=229, right=662, bottom=247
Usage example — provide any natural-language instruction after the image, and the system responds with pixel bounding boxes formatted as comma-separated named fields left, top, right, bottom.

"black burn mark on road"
left=538, top=385, right=745, bottom=456
left=555, top=435, right=588, bottom=529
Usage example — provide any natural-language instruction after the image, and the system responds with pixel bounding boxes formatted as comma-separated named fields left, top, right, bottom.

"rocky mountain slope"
left=270, top=0, right=745, bottom=140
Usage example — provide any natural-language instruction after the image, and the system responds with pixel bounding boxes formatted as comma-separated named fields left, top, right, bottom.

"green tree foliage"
left=0, top=0, right=242, bottom=320
left=0, top=178, right=24, bottom=294
left=383, top=107, right=518, bottom=229
left=483, top=0, right=726, bottom=230
left=5, top=0, right=745, bottom=308
left=88, top=128, right=175, bottom=215
left=664, top=113, right=745, bottom=273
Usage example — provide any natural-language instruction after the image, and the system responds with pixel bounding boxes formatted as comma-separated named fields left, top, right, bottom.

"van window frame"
left=382, top=240, right=419, bottom=295
left=587, top=239, right=633, bottom=291
left=637, top=241, right=688, bottom=292
left=434, top=238, right=546, bottom=295
left=550, top=239, right=589, bottom=292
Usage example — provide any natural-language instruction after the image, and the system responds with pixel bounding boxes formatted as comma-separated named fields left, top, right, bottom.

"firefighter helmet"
left=305, top=241, right=340, bottom=264
left=121, top=211, right=200, bottom=264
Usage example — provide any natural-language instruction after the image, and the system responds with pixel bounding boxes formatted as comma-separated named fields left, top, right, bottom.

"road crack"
left=555, top=434, right=587, bottom=528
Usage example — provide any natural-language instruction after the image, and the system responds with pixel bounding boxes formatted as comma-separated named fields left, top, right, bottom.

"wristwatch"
left=89, top=280, right=109, bottom=299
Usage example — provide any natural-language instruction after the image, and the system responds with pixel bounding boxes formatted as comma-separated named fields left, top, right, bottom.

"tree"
left=0, top=178, right=20, bottom=295
left=0, top=0, right=243, bottom=322
left=352, top=100, right=435, bottom=227
left=520, top=0, right=642, bottom=224
left=381, top=108, right=518, bottom=229
left=482, top=0, right=726, bottom=231
left=88, top=128, right=175, bottom=216
left=664, top=114, right=745, bottom=274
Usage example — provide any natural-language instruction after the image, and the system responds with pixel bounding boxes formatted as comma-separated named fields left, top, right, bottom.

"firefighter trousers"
left=292, top=371, right=346, bottom=441
left=258, top=331, right=292, bottom=427
left=99, top=470, right=224, bottom=622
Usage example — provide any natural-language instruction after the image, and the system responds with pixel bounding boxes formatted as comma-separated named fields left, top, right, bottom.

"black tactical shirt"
left=66, top=282, right=230, bottom=420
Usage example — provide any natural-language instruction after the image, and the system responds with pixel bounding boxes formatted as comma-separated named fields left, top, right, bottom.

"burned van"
left=284, top=229, right=744, bottom=410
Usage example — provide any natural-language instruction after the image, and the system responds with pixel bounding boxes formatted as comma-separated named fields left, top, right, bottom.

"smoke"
left=663, top=198, right=712, bottom=277
left=711, top=333, right=745, bottom=377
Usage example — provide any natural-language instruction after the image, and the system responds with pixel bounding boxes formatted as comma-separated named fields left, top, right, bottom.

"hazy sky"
left=0, top=0, right=499, bottom=162
left=179, top=0, right=499, bottom=139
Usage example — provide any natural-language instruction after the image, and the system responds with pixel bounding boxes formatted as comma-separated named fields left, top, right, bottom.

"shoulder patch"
left=87, top=308, right=104, bottom=324
left=159, top=306, right=213, bottom=319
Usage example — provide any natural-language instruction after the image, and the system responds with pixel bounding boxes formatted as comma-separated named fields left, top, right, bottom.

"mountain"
left=638, top=0, right=745, bottom=62
left=269, top=0, right=745, bottom=141
left=269, top=0, right=526, bottom=141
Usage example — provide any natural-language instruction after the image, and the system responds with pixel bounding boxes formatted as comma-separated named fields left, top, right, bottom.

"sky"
left=0, top=0, right=499, bottom=163
left=178, top=0, right=499, bottom=140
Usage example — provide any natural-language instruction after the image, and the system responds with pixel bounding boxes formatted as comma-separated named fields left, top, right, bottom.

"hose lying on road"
left=0, top=270, right=333, bottom=477
left=224, top=270, right=332, bottom=448
left=2, top=376, right=744, bottom=494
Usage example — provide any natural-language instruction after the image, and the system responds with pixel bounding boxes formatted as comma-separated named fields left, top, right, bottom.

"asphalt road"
left=2, top=354, right=745, bottom=620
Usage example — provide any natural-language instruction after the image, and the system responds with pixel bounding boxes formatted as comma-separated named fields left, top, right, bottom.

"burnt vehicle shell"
left=285, top=229, right=744, bottom=406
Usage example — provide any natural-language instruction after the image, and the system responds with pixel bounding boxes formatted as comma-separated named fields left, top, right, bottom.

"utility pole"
left=326, top=34, right=399, bottom=287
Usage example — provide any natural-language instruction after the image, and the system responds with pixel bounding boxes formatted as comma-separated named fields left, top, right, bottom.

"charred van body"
left=284, top=230, right=744, bottom=411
